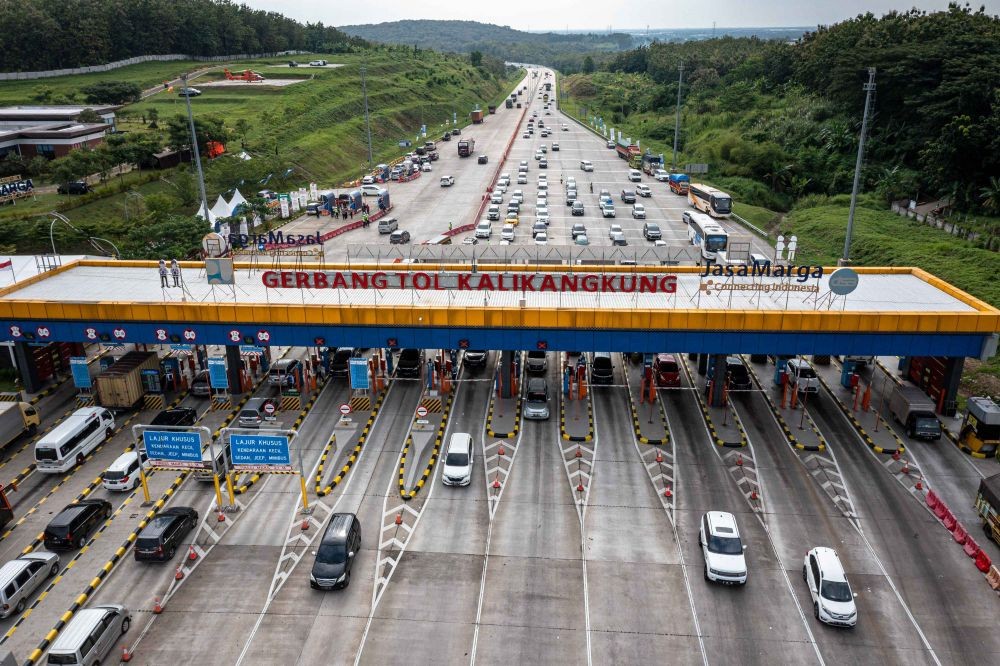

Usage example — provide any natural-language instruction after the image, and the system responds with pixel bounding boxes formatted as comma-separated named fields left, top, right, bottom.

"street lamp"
left=46, top=211, right=121, bottom=261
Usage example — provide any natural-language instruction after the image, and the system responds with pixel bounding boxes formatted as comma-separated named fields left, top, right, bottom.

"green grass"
left=732, top=202, right=781, bottom=234
left=0, top=60, right=206, bottom=104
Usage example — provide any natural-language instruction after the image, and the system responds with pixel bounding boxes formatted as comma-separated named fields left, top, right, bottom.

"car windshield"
left=797, top=367, right=817, bottom=379
left=729, top=366, right=749, bottom=382
left=711, top=195, right=732, bottom=214
left=706, top=235, right=728, bottom=252
left=317, top=542, right=347, bottom=564
left=821, top=579, right=853, bottom=602
left=445, top=452, right=469, bottom=467
left=707, top=534, right=743, bottom=555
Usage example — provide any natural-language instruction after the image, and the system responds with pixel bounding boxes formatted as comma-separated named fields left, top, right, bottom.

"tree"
left=77, top=108, right=103, bottom=124
left=165, top=113, right=228, bottom=153
left=582, top=56, right=595, bottom=74
left=80, top=81, right=142, bottom=104
left=234, top=118, right=251, bottom=147
left=147, top=108, right=159, bottom=128
left=469, top=51, right=483, bottom=67
left=980, top=176, right=1000, bottom=215
left=121, top=214, right=208, bottom=260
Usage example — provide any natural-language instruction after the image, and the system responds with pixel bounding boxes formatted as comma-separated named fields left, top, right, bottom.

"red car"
left=653, top=353, right=680, bottom=388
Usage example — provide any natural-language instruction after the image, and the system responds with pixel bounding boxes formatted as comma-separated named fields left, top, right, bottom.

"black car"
left=478, top=155, right=489, bottom=164
left=725, top=356, right=753, bottom=391
left=311, top=513, right=361, bottom=590
left=57, top=181, right=91, bottom=195
left=396, top=348, right=423, bottom=377
left=428, top=151, right=439, bottom=161
left=441, top=134, right=451, bottom=142
left=389, top=230, right=411, bottom=244
left=150, top=407, right=197, bottom=427
left=451, top=128, right=461, bottom=135
left=134, top=507, right=198, bottom=562
left=621, top=189, right=636, bottom=204
left=44, top=499, right=112, bottom=550
left=590, top=353, right=614, bottom=385
left=463, top=350, right=488, bottom=369
left=328, top=347, right=356, bottom=378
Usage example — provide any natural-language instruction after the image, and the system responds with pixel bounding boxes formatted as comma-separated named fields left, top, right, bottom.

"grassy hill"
left=339, top=20, right=633, bottom=72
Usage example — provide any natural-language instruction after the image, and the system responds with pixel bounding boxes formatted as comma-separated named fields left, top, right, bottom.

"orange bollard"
left=790, top=385, right=798, bottom=409
left=862, top=384, right=872, bottom=412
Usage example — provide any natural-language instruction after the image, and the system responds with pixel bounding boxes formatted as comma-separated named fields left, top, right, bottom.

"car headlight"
left=309, top=574, right=316, bottom=583
left=337, top=573, right=347, bottom=582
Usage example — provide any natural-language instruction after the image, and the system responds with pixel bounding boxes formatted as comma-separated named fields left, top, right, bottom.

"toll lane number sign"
left=230, top=433, right=291, bottom=472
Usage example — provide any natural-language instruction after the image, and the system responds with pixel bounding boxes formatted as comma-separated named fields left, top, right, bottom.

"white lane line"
left=234, top=382, right=394, bottom=666
left=470, top=365, right=524, bottom=665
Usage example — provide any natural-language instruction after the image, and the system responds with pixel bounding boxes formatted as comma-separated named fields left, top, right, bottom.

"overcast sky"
left=246, top=0, right=999, bottom=30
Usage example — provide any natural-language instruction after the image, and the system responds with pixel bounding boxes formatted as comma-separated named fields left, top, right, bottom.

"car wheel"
left=802, top=565, right=807, bottom=582
left=703, top=562, right=709, bottom=581
left=813, top=602, right=819, bottom=620
left=104, top=507, right=112, bottom=519
left=106, top=426, right=114, bottom=440
left=76, top=535, right=86, bottom=549
left=15, top=599, right=25, bottom=614
left=167, top=547, right=176, bottom=560
left=121, top=616, right=130, bottom=633
left=76, top=453, right=85, bottom=466
left=50, top=563, right=59, bottom=576
left=342, top=569, right=351, bottom=588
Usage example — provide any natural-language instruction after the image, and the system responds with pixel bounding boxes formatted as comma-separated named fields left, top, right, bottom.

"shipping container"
left=95, top=351, right=159, bottom=409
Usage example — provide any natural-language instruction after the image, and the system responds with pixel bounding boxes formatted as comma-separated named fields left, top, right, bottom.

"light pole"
left=841, top=67, right=876, bottom=266
left=361, top=66, right=374, bottom=169
left=672, top=64, right=684, bottom=171
left=181, top=74, right=210, bottom=227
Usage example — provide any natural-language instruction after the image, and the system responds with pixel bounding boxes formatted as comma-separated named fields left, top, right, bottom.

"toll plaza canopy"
left=0, top=259, right=997, bottom=358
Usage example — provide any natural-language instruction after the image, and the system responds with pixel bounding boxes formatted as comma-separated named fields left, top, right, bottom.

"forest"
left=564, top=4, right=1000, bottom=216
left=0, top=0, right=366, bottom=71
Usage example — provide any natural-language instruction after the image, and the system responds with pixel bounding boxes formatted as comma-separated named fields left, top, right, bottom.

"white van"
left=475, top=221, right=492, bottom=239
left=442, top=433, right=474, bottom=486
left=102, top=450, right=150, bottom=491
left=46, top=603, right=131, bottom=665
left=35, top=408, right=114, bottom=474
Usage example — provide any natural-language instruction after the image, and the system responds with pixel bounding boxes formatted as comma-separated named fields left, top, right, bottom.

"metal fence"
left=0, top=51, right=310, bottom=81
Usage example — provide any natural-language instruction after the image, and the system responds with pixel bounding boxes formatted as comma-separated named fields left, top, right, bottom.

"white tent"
left=227, top=189, right=249, bottom=215
left=209, top=195, right=230, bottom=220
left=194, top=203, right=217, bottom=225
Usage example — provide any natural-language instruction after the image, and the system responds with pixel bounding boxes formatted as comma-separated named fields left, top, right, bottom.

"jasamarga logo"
left=229, top=231, right=321, bottom=247
left=701, top=263, right=823, bottom=283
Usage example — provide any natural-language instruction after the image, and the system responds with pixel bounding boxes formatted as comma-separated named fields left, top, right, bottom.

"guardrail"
left=0, top=51, right=310, bottom=80
left=730, top=213, right=769, bottom=239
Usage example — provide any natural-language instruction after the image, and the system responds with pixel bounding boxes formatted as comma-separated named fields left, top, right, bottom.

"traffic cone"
left=187, top=546, right=198, bottom=562
left=395, top=512, right=402, bottom=526
left=121, top=646, right=132, bottom=662
left=664, top=486, right=672, bottom=498
left=892, top=451, right=901, bottom=461
left=901, top=460, right=910, bottom=475
left=300, top=519, right=309, bottom=531
left=498, top=445, right=505, bottom=457
left=577, top=481, right=585, bottom=492
left=915, top=477, right=923, bottom=491
left=575, top=447, right=582, bottom=458
left=174, top=566, right=184, bottom=581
left=217, top=511, right=226, bottom=523
left=153, top=597, right=162, bottom=614
left=750, top=488, right=759, bottom=500
left=655, top=450, right=663, bottom=464
left=736, top=454, right=743, bottom=466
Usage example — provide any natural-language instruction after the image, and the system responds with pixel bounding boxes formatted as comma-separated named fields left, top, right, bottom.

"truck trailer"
left=668, top=173, right=690, bottom=195
left=95, top=351, right=159, bottom=409
left=888, top=384, right=942, bottom=440
left=615, top=139, right=640, bottom=161
left=0, top=401, right=40, bottom=450
left=975, top=473, right=1000, bottom=545
left=470, top=109, right=484, bottom=124
left=487, top=105, right=496, bottom=115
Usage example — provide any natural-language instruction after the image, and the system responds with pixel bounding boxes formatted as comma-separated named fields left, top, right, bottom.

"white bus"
left=687, top=211, right=729, bottom=264
left=35, top=407, right=115, bottom=473
left=688, top=183, right=733, bottom=218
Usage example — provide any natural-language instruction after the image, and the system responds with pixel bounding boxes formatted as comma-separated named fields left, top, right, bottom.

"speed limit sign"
left=416, top=406, right=428, bottom=418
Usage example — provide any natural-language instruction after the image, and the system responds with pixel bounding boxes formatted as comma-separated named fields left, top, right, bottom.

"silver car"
left=0, top=552, right=59, bottom=617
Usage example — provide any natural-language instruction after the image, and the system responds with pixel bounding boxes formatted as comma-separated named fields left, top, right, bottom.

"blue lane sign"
left=230, top=433, right=291, bottom=472
left=143, top=430, right=203, bottom=469
left=349, top=358, right=370, bottom=390
left=239, top=345, right=265, bottom=355
left=70, top=357, right=91, bottom=389
left=207, top=357, right=228, bottom=389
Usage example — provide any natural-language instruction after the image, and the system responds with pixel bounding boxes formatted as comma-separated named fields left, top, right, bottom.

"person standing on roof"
left=170, top=259, right=181, bottom=287
left=159, top=259, right=168, bottom=288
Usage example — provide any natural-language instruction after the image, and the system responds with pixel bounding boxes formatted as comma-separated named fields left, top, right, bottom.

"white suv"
left=803, top=547, right=857, bottom=627
left=699, top=511, right=748, bottom=585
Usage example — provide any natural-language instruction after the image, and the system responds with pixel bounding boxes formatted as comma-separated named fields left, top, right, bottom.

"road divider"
left=398, top=391, right=454, bottom=499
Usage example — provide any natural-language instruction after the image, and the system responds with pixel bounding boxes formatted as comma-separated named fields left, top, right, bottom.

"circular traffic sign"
left=416, top=406, right=428, bottom=418
left=828, top=267, right=860, bottom=296
left=263, top=402, right=276, bottom=415
left=340, top=403, right=352, bottom=415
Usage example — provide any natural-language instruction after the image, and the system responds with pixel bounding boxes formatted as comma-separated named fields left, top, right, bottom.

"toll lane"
left=665, top=358, right=818, bottom=664
left=359, top=358, right=492, bottom=663
left=809, top=387, right=1000, bottom=664
left=585, top=363, right=702, bottom=664
left=473, top=360, right=587, bottom=665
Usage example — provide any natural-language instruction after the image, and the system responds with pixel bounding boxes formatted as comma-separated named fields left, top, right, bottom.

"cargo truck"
left=488, top=105, right=496, bottom=115
left=959, top=396, right=1000, bottom=456
left=668, top=173, right=690, bottom=195
left=0, top=401, right=40, bottom=450
left=632, top=152, right=664, bottom=174
left=505, top=98, right=513, bottom=109
left=615, top=138, right=640, bottom=161
left=888, top=384, right=942, bottom=440
left=95, top=351, right=159, bottom=409
left=471, top=109, right=484, bottom=124
left=457, top=138, right=475, bottom=157
left=975, top=473, right=1000, bottom=545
